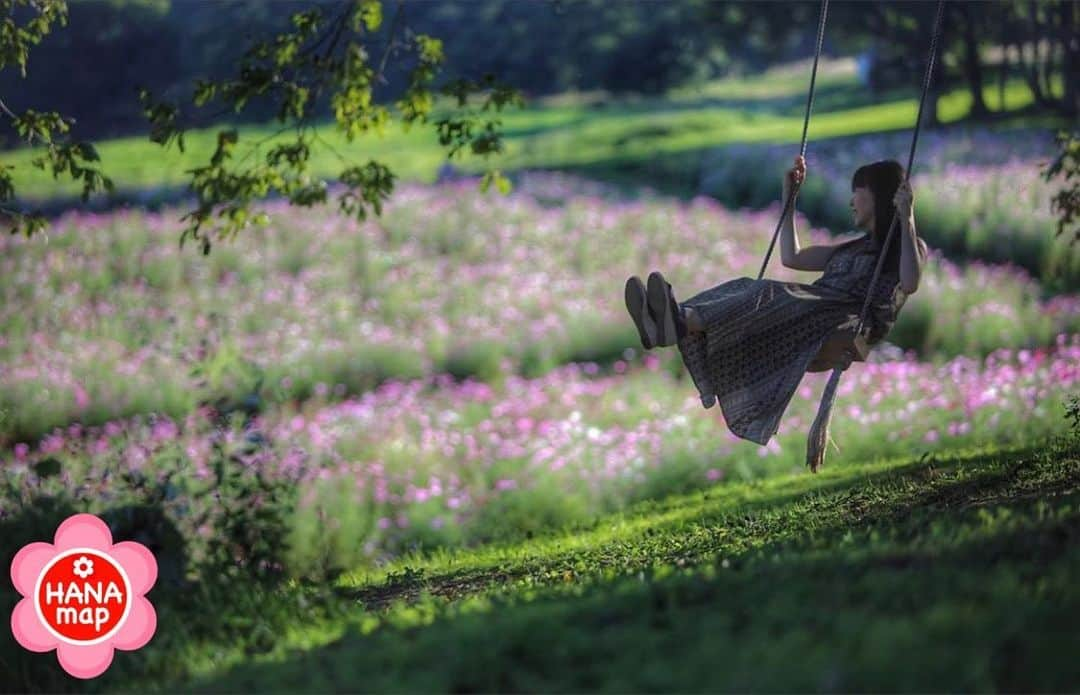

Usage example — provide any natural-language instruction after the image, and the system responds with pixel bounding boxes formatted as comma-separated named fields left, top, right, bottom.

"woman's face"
left=850, top=185, right=874, bottom=230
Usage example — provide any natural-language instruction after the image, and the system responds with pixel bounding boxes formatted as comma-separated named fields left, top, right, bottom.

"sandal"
left=647, top=271, right=688, bottom=346
left=624, top=276, right=658, bottom=350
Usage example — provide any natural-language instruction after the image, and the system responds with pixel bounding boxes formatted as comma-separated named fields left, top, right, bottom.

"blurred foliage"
left=1065, top=391, right=1080, bottom=438
left=1043, top=130, right=1080, bottom=248
left=0, top=0, right=114, bottom=236
left=2, top=0, right=523, bottom=247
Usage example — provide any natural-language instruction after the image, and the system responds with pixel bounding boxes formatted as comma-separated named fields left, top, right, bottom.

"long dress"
left=674, top=232, right=909, bottom=446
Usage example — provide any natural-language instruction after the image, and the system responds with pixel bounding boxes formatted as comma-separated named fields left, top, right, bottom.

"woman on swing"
left=625, top=156, right=929, bottom=446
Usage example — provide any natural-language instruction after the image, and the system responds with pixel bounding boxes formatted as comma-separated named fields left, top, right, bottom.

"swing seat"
left=806, top=326, right=870, bottom=373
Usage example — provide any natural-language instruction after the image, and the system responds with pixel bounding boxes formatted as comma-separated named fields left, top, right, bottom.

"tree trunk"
left=998, top=38, right=1009, bottom=113
left=1037, top=3, right=1055, bottom=104
left=1063, top=0, right=1080, bottom=116
left=960, top=3, right=989, bottom=117
left=997, top=2, right=1015, bottom=113
left=1022, top=3, right=1047, bottom=105
left=1040, top=39, right=1055, bottom=104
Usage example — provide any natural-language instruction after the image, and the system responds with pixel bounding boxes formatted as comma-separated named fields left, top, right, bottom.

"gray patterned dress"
left=674, top=233, right=909, bottom=445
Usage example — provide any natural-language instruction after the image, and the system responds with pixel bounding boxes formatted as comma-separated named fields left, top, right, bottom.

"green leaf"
left=0, top=0, right=67, bottom=77
left=353, top=0, right=383, bottom=32
left=75, top=141, right=100, bottom=162
left=193, top=80, right=217, bottom=108
left=0, top=164, right=14, bottom=201
left=211, top=129, right=239, bottom=166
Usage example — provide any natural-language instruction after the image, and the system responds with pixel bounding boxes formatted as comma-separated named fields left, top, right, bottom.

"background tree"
left=826, top=0, right=1077, bottom=123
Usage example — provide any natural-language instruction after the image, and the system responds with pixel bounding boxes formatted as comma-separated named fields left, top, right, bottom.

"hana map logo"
left=10, top=513, right=158, bottom=679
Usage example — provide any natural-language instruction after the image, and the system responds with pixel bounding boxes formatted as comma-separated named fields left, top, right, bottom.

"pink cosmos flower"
left=73, top=383, right=91, bottom=410
left=10, top=514, right=157, bottom=679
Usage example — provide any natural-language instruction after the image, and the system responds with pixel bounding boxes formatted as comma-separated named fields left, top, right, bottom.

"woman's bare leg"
left=683, top=305, right=704, bottom=334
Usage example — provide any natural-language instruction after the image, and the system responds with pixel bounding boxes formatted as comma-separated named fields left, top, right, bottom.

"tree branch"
left=0, top=96, right=17, bottom=120
left=298, top=1, right=351, bottom=60
left=374, top=1, right=407, bottom=87
left=321, top=5, right=352, bottom=63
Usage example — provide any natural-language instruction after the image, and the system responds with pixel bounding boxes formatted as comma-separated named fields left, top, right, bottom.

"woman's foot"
left=624, top=275, right=658, bottom=349
left=646, top=271, right=688, bottom=346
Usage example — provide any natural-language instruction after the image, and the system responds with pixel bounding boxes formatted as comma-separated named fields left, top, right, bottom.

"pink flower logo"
left=10, top=513, right=157, bottom=679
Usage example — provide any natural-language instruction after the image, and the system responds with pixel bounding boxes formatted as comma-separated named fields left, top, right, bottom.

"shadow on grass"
left=193, top=439, right=1080, bottom=692
left=335, top=440, right=1062, bottom=609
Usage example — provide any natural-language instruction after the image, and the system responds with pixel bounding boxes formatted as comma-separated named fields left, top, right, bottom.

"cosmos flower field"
left=1, top=170, right=1077, bottom=577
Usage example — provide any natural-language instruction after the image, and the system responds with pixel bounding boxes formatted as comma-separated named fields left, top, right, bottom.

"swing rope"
left=806, top=0, right=947, bottom=473
left=757, top=0, right=829, bottom=281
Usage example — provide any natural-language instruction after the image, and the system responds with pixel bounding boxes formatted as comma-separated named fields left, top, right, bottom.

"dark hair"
left=851, top=159, right=905, bottom=273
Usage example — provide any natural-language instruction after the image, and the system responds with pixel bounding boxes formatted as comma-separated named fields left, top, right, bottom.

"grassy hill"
left=197, top=437, right=1080, bottom=693
left=7, top=432, right=1072, bottom=692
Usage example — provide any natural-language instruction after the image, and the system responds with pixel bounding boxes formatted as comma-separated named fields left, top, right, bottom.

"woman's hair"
left=851, top=159, right=905, bottom=273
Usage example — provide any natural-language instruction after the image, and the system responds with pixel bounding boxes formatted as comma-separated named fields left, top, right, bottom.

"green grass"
left=668, top=59, right=859, bottom=103
left=9, top=434, right=1069, bottom=692
left=192, top=436, right=1080, bottom=692
left=7, top=68, right=1066, bottom=203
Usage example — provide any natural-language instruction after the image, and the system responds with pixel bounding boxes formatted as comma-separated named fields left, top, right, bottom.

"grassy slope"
left=95, top=433, right=1079, bottom=693
left=7, top=69, right=1066, bottom=202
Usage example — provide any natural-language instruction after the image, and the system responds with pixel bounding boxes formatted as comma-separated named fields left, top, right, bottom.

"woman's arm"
left=894, top=181, right=927, bottom=294
left=778, top=156, right=851, bottom=272
left=898, top=214, right=926, bottom=293
left=779, top=156, right=804, bottom=268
